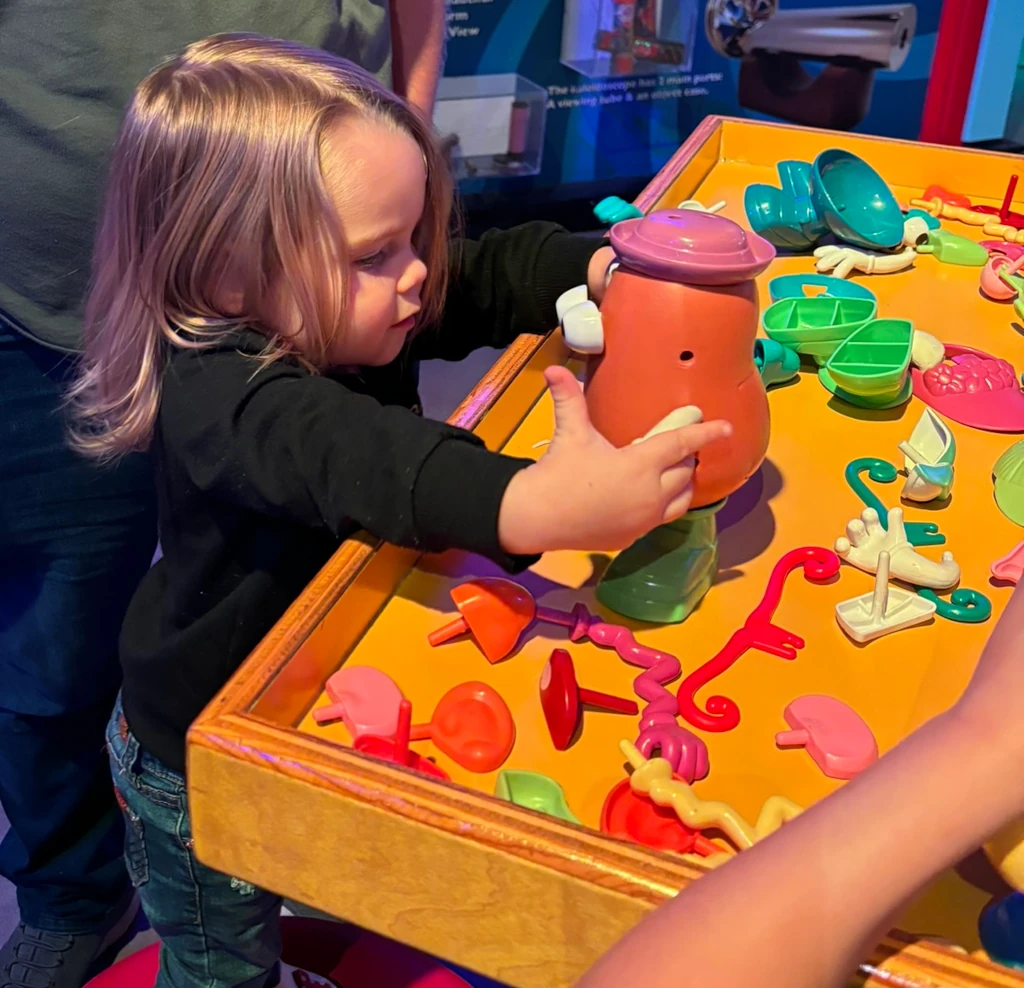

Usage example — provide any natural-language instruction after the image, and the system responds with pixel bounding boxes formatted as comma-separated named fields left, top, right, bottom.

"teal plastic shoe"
left=753, top=339, right=800, bottom=388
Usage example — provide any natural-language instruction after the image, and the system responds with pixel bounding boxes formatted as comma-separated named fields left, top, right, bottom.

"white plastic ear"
left=631, top=405, right=704, bottom=444
left=911, top=330, right=944, bottom=371
left=555, top=285, right=589, bottom=324
left=560, top=300, right=605, bottom=354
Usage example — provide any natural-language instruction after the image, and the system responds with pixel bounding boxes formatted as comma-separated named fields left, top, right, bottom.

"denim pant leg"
left=0, top=327, right=157, bottom=932
left=106, top=699, right=283, bottom=988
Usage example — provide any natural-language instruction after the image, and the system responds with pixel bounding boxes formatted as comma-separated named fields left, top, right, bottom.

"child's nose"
left=398, top=258, right=428, bottom=296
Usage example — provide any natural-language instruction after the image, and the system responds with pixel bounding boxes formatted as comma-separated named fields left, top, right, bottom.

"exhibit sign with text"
left=436, top=0, right=942, bottom=197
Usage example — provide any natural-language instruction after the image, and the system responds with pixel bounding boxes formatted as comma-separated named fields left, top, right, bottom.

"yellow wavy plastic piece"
left=909, top=198, right=1024, bottom=245
left=619, top=740, right=803, bottom=852
left=984, top=816, right=1024, bottom=893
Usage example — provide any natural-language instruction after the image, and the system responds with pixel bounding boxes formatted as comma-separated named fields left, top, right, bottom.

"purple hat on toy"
left=611, top=209, right=776, bottom=286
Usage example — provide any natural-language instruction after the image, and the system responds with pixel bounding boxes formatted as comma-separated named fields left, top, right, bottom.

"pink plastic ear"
left=776, top=695, right=878, bottom=780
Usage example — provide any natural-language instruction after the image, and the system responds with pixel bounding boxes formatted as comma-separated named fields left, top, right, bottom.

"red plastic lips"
left=601, top=778, right=720, bottom=856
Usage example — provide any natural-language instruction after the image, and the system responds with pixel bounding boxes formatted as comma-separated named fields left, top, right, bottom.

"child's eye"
left=356, top=249, right=385, bottom=269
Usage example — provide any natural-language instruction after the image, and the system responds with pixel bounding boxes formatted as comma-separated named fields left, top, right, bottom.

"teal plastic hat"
left=811, top=149, right=904, bottom=251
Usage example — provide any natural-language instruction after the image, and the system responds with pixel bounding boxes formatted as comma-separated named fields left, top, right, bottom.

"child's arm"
left=163, top=340, right=727, bottom=564
left=412, top=223, right=614, bottom=362
left=578, top=582, right=1024, bottom=988
left=390, top=0, right=446, bottom=117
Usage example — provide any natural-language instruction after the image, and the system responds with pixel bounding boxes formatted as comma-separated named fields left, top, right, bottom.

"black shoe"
left=0, top=895, right=140, bottom=988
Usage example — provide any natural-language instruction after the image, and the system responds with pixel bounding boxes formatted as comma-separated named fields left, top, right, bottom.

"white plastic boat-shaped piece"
left=835, top=552, right=937, bottom=643
left=899, top=409, right=955, bottom=503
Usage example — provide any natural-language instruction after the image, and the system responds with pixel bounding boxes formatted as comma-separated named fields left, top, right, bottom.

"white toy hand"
left=835, top=507, right=960, bottom=589
left=813, top=244, right=916, bottom=279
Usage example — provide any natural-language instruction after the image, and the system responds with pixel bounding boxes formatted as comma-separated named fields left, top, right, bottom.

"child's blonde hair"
left=68, top=33, right=452, bottom=460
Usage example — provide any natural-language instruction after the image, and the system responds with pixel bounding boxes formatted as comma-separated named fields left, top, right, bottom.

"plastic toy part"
left=910, top=330, right=945, bottom=373
left=915, top=229, right=988, bottom=266
left=974, top=175, right=1024, bottom=226
left=677, top=547, right=840, bottom=733
left=909, top=189, right=1024, bottom=247
left=540, top=649, right=638, bottom=751
left=991, top=540, right=1024, bottom=584
left=409, top=682, right=515, bottom=773
left=810, top=149, right=905, bottom=251
left=676, top=198, right=726, bottom=215
left=819, top=319, right=913, bottom=410
left=916, top=587, right=991, bottom=624
left=813, top=244, right=916, bottom=279
left=843, top=457, right=945, bottom=547
left=899, top=409, right=955, bottom=503
left=312, top=666, right=403, bottom=740
left=601, top=778, right=722, bottom=857
left=556, top=285, right=604, bottom=355
left=980, top=254, right=1024, bottom=301
left=775, top=695, right=879, bottom=779
left=761, top=295, right=876, bottom=366
left=835, top=507, right=960, bottom=590
left=353, top=700, right=450, bottom=781
left=744, top=160, right=828, bottom=251
left=979, top=894, right=1024, bottom=970
left=429, top=579, right=709, bottom=781
left=493, top=770, right=580, bottom=824
left=620, top=740, right=802, bottom=852
left=835, top=551, right=936, bottom=643
left=428, top=578, right=535, bottom=663
left=993, top=441, right=1024, bottom=526
left=981, top=241, right=1024, bottom=261
left=912, top=345, right=1024, bottom=434
left=753, top=339, right=800, bottom=389
left=768, top=274, right=877, bottom=304
left=593, top=196, right=643, bottom=225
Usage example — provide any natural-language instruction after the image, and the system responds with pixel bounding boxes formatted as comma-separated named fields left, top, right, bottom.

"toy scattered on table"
left=493, top=770, right=580, bottom=824
left=593, top=196, right=643, bottom=225
left=408, top=682, right=514, bottom=774
left=767, top=273, right=877, bottom=304
left=899, top=409, right=955, bottom=503
left=429, top=578, right=709, bottom=782
left=819, top=318, right=914, bottom=409
left=753, top=338, right=799, bottom=389
left=835, top=551, right=936, bottom=644
left=354, top=700, right=450, bottom=781
left=915, top=587, right=991, bottom=624
left=980, top=253, right=1024, bottom=321
left=675, top=198, right=726, bottom=214
left=312, top=666, right=403, bottom=738
left=911, top=344, right=1024, bottom=433
left=620, top=740, right=802, bottom=852
left=991, top=541, right=1024, bottom=585
left=993, top=440, right=1024, bottom=526
left=559, top=209, right=773, bottom=624
left=912, top=225, right=989, bottom=267
left=835, top=507, right=960, bottom=590
left=909, top=178, right=1024, bottom=246
left=812, top=242, right=916, bottom=279
left=601, top=776, right=722, bottom=858
left=540, top=649, right=638, bottom=751
left=844, top=458, right=944, bottom=547
left=979, top=894, right=1024, bottom=971
left=775, top=695, right=878, bottom=779
left=676, top=547, right=840, bottom=733
left=761, top=293, right=877, bottom=366
left=981, top=241, right=1024, bottom=261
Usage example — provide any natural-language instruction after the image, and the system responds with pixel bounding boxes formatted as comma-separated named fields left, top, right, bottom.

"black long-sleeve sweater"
left=120, top=222, right=601, bottom=771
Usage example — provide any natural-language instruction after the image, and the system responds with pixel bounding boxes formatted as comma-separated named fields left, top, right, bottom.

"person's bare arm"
left=390, top=0, right=446, bottom=117
left=579, top=582, right=1024, bottom=988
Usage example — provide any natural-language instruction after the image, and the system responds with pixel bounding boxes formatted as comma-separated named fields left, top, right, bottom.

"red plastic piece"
left=677, top=547, right=841, bottom=732
left=427, top=578, right=535, bottom=663
left=409, top=682, right=515, bottom=773
left=601, top=778, right=720, bottom=857
left=354, top=700, right=450, bottom=781
left=973, top=175, right=1024, bottom=226
left=540, top=648, right=638, bottom=751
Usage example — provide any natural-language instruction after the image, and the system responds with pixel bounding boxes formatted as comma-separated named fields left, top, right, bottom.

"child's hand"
left=498, top=366, right=732, bottom=555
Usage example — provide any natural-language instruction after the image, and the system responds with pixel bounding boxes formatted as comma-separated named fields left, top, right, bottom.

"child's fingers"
left=545, top=366, right=590, bottom=441
left=662, top=484, right=694, bottom=523
left=634, top=419, right=732, bottom=468
left=659, top=456, right=696, bottom=499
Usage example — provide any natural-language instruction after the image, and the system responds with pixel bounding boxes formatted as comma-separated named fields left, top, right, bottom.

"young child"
left=67, top=33, right=729, bottom=988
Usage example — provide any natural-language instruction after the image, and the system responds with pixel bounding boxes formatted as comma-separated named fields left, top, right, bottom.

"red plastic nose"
left=427, top=579, right=537, bottom=663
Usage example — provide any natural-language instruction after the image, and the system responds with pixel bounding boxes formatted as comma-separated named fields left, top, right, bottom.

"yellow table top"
left=299, top=153, right=1024, bottom=953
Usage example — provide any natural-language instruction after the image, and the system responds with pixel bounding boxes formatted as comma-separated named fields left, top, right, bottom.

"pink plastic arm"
left=676, top=547, right=841, bottom=733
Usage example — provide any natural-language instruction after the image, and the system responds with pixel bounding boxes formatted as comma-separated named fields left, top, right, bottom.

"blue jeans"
left=0, top=325, right=157, bottom=933
left=107, top=697, right=283, bottom=988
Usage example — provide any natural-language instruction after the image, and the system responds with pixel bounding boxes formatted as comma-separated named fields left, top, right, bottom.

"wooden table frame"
left=188, top=117, right=1024, bottom=988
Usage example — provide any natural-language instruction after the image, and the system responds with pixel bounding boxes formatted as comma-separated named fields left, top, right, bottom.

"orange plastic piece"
left=600, top=778, right=721, bottom=857
left=427, top=578, right=536, bottom=663
left=583, top=235, right=770, bottom=508
left=921, top=185, right=972, bottom=209
left=409, top=682, right=515, bottom=773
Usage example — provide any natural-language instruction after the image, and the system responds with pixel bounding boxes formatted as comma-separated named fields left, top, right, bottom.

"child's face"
left=321, top=116, right=429, bottom=368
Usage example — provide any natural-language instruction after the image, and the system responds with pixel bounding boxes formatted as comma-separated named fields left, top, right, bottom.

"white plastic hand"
left=835, top=507, right=960, bottom=589
left=813, top=244, right=916, bottom=279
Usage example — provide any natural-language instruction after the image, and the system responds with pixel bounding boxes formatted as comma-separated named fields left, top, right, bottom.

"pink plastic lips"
left=775, top=695, right=878, bottom=780
left=610, top=209, right=775, bottom=285
left=911, top=345, right=1024, bottom=433
left=312, top=666, right=403, bottom=741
